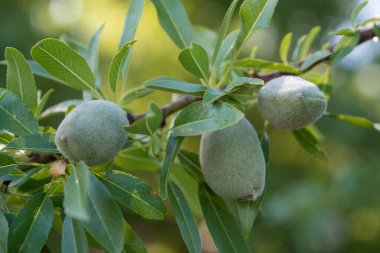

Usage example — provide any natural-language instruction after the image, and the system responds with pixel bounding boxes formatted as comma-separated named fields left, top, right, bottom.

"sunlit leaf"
left=331, top=33, right=360, bottom=64
left=299, top=26, right=321, bottom=59
left=350, top=0, right=368, bottom=27
left=324, top=113, right=380, bottom=131
left=279, top=32, right=292, bottom=64
left=233, top=58, right=300, bottom=73
left=300, top=50, right=331, bottom=71
left=144, top=76, right=206, bottom=96
left=179, top=42, right=210, bottom=80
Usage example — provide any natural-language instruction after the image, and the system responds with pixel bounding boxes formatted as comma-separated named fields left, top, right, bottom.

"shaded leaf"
left=64, top=162, right=90, bottom=221
left=236, top=0, right=279, bottom=49
left=259, top=132, right=270, bottom=165
left=144, top=76, right=206, bottom=96
left=82, top=173, right=124, bottom=253
left=98, top=170, right=167, bottom=220
left=172, top=101, right=244, bottom=137
left=124, top=221, right=147, bottom=253
left=0, top=88, right=39, bottom=136
left=178, top=150, right=204, bottom=181
left=62, top=215, right=89, bottom=253
left=118, top=87, right=153, bottom=106
left=179, top=42, right=210, bottom=80
left=300, top=50, right=331, bottom=71
left=8, top=192, right=54, bottom=253
left=40, top=99, right=82, bottom=119
left=324, top=113, right=380, bottom=131
left=168, top=181, right=201, bottom=253
left=35, top=89, right=54, bottom=118
left=0, top=211, right=8, bottom=253
left=293, top=128, right=328, bottom=160
left=0, top=132, right=14, bottom=145
left=291, top=34, right=306, bottom=62
left=159, top=135, right=183, bottom=199
left=151, top=0, right=193, bottom=49
left=86, top=24, right=104, bottom=79
left=331, top=33, right=360, bottom=64
left=5, top=47, right=38, bottom=113
left=203, top=88, right=227, bottom=107
left=114, top=147, right=160, bottom=171
left=237, top=197, right=263, bottom=239
left=279, top=32, right=292, bottom=64
left=6, top=133, right=59, bottom=153
left=233, top=58, right=300, bottom=73
left=198, top=184, right=252, bottom=253
left=125, top=102, right=163, bottom=135
left=0, top=152, right=16, bottom=180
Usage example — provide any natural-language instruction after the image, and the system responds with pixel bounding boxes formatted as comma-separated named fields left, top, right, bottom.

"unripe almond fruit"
left=200, top=118, right=266, bottom=199
left=55, top=100, right=128, bottom=166
left=258, top=76, right=327, bottom=130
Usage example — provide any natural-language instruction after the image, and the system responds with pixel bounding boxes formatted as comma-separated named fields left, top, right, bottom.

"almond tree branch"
left=129, top=27, right=377, bottom=124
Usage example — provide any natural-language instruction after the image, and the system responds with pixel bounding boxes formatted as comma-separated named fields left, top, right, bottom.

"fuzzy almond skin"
left=258, top=76, right=327, bottom=130
left=55, top=100, right=128, bottom=166
left=200, top=118, right=266, bottom=199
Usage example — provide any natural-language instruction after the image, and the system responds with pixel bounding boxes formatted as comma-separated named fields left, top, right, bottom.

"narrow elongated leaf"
left=6, top=133, right=59, bottom=153
left=351, top=1, right=368, bottom=27
left=40, top=99, right=82, bottom=119
left=5, top=48, right=38, bottom=113
left=109, top=41, right=137, bottom=92
left=0, top=152, right=17, bottom=179
left=178, top=150, right=204, bottom=181
left=62, top=216, right=89, bottom=253
left=331, top=33, right=360, bottom=64
left=203, top=87, right=227, bottom=107
left=151, top=0, right=193, bottom=49
left=179, top=42, right=210, bottom=80
left=97, top=170, right=167, bottom=220
left=31, top=38, right=96, bottom=91
left=160, top=135, right=183, bottom=199
left=225, top=77, right=264, bottom=92
left=124, top=221, right=148, bottom=253
left=26, top=60, right=64, bottom=84
left=259, top=132, right=270, bottom=165
left=198, top=184, right=252, bottom=253
left=193, top=25, right=218, bottom=58
left=0, top=211, right=8, bottom=253
left=300, top=50, right=331, bottom=71
left=299, top=26, right=321, bottom=59
left=114, top=147, right=160, bottom=171
left=0, top=88, right=39, bottom=136
left=0, top=132, right=14, bottom=145
left=125, top=102, right=163, bottom=135
left=8, top=192, right=54, bottom=253
left=64, top=162, right=90, bottom=221
left=214, top=30, right=239, bottom=77
left=279, top=32, right=292, bottom=64
left=86, top=24, right=104, bottom=78
left=172, top=101, right=244, bottom=137
left=212, top=0, right=239, bottom=64
left=168, top=181, right=201, bottom=253
left=236, top=0, right=279, bottom=49
left=293, top=128, right=328, bottom=160
left=291, top=34, right=307, bottom=62
left=118, top=87, right=153, bottom=106
left=324, top=113, right=380, bottom=131
left=82, top=173, right=124, bottom=253
left=237, top=197, right=263, bottom=239
left=233, top=58, right=300, bottom=73
left=35, top=89, right=54, bottom=118
left=144, top=76, right=206, bottom=96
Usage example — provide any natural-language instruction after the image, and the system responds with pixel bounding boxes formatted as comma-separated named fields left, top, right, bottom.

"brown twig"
left=127, top=27, right=377, bottom=124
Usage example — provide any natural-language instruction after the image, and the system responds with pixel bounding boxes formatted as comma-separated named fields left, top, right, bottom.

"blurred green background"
left=1, top=0, right=380, bottom=252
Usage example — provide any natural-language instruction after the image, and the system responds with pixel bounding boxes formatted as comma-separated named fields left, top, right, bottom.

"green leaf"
left=64, top=162, right=90, bottom=221
left=6, top=133, right=59, bottom=153
left=203, top=88, right=227, bottom=107
left=236, top=0, right=279, bottom=49
left=8, top=192, right=54, bottom=253
left=225, top=77, right=264, bottom=92
left=25, top=60, right=64, bottom=84
left=40, top=99, right=82, bottom=119
left=0, top=152, right=17, bottom=179
left=35, top=89, right=54, bottom=118
left=97, top=170, right=167, bottom=220
left=331, top=33, right=360, bottom=64
left=59, top=35, right=88, bottom=56
left=124, top=221, right=148, bottom=253
left=82, top=173, right=124, bottom=253
left=0, top=88, right=39, bottom=136
left=351, top=0, right=368, bottom=27
left=5, top=48, right=38, bottom=113
left=291, top=34, right=307, bottom=62
left=233, top=58, right=300, bottom=73
left=172, top=101, right=245, bottom=137
left=279, top=32, right=292, bottom=64
left=118, top=87, right=153, bottom=107
left=144, top=76, right=206, bottom=96
left=151, top=0, right=193, bottom=49
left=31, top=38, right=97, bottom=93
left=214, top=30, right=239, bottom=77
left=300, top=50, right=331, bottom=71
left=259, top=132, right=270, bottom=165
left=62, top=215, right=89, bottom=253
left=0, top=211, right=8, bottom=253
left=192, top=25, right=218, bottom=58
left=0, top=132, right=14, bottom=145
left=159, top=135, right=183, bottom=199
left=299, top=26, right=321, bottom=59
left=211, top=0, right=239, bottom=64
left=293, top=128, right=328, bottom=161
left=168, top=181, right=201, bottom=253
left=86, top=24, right=104, bottom=80
left=198, top=184, right=252, bottom=253
left=374, top=25, right=380, bottom=38
left=125, top=102, right=163, bottom=135
left=114, top=146, right=160, bottom=171
left=237, top=197, right=262, bottom=239
left=109, top=41, right=137, bottom=92
left=324, top=113, right=380, bottom=131
left=177, top=150, right=204, bottom=181
left=179, top=42, right=210, bottom=80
